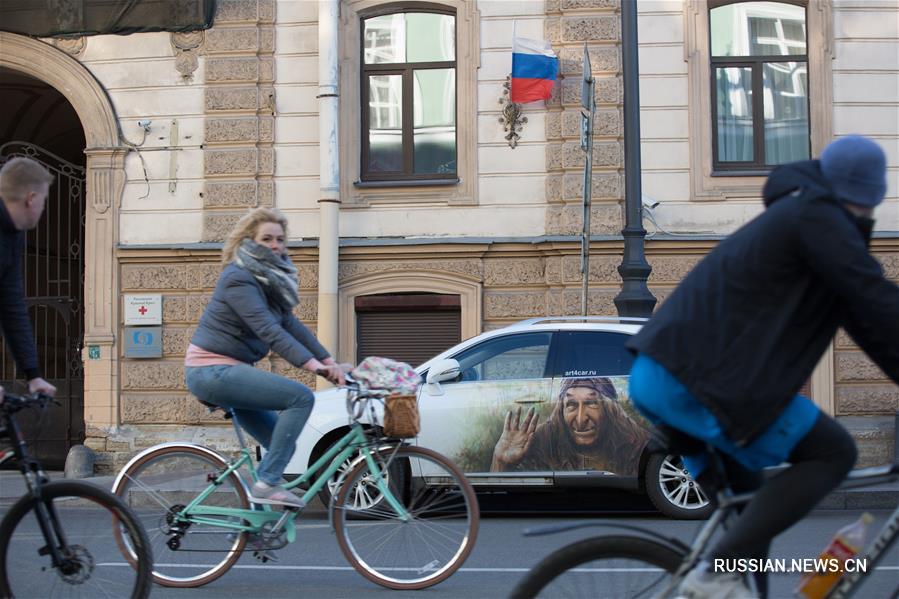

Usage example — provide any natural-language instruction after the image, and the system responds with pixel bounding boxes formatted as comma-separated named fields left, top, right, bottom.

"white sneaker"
left=677, top=562, right=755, bottom=599
left=249, top=481, right=305, bottom=508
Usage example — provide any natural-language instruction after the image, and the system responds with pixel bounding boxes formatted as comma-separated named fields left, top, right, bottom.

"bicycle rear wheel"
left=0, top=480, right=152, bottom=599
left=509, top=535, right=685, bottom=599
left=112, top=444, right=250, bottom=587
left=334, top=445, right=479, bottom=590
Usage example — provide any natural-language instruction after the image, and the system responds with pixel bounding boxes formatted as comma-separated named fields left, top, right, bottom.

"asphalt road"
left=1, top=498, right=896, bottom=599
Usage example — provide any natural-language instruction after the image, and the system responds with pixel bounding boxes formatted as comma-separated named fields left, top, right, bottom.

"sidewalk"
left=0, top=470, right=116, bottom=506
left=1, top=470, right=895, bottom=511
left=0, top=470, right=332, bottom=511
left=816, top=479, right=899, bottom=510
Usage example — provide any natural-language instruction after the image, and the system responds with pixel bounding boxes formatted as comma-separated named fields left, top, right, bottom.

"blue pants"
left=628, top=354, right=820, bottom=477
left=185, top=364, right=315, bottom=486
left=629, top=355, right=856, bottom=598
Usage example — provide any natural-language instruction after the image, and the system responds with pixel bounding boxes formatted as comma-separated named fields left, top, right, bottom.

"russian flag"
left=511, top=36, right=559, bottom=104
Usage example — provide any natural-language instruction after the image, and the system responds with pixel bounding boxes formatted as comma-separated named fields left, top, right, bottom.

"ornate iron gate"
left=0, top=142, right=85, bottom=468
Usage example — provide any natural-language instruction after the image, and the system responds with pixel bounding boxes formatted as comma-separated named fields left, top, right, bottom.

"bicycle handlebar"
left=0, top=391, right=57, bottom=414
left=314, top=369, right=393, bottom=395
left=314, top=367, right=357, bottom=386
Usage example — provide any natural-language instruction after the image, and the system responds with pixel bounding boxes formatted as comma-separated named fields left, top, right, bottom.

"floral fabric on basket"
left=351, top=356, right=421, bottom=395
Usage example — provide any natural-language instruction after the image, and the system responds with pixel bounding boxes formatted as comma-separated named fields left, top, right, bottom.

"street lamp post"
left=614, top=0, right=657, bottom=318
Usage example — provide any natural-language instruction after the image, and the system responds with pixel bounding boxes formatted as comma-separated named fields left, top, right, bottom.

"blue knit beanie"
left=819, top=135, right=887, bottom=207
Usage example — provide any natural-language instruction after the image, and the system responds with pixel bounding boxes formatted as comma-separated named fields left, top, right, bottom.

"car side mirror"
left=424, top=358, right=460, bottom=396
left=426, top=358, right=460, bottom=384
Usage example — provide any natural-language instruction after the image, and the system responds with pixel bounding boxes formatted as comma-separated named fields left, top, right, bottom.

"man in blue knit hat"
left=627, top=135, right=898, bottom=599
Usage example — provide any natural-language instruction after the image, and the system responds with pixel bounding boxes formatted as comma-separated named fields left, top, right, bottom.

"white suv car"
left=284, top=316, right=711, bottom=519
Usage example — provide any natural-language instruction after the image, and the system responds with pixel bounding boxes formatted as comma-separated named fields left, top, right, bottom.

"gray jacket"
left=190, top=263, right=330, bottom=367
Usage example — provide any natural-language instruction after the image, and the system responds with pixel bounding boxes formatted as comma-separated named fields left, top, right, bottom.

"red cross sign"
left=124, top=294, right=162, bottom=325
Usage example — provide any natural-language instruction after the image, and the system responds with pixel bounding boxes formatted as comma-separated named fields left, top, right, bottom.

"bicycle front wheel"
left=0, top=480, right=152, bottom=599
left=509, top=535, right=685, bottom=599
left=112, top=444, right=250, bottom=587
left=334, top=445, right=479, bottom=590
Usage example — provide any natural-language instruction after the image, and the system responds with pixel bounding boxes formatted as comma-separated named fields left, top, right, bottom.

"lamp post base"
left=614, top=227, right=656, bottom=318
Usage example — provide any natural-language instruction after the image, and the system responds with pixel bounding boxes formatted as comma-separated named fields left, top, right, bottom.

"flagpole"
left=580, top=43, right=595, bottom=317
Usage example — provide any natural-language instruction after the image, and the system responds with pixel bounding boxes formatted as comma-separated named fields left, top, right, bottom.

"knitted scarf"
left=234, top=238, right=299, bottom=310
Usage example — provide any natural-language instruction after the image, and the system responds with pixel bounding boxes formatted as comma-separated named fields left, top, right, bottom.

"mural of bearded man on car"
left=490, top=377, right=649, bottom=476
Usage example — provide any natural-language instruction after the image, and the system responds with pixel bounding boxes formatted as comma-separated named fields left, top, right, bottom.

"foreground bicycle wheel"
left=334, top=445, right=479, bottom=590
left=0, top=480, right=152, bottom=599
left=112, top=444, right=250, bottom=587
left=509, top=535, right=685, bottom=599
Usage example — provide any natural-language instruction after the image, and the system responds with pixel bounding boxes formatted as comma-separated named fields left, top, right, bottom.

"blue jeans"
left=185, top=364, right=315, bottom=486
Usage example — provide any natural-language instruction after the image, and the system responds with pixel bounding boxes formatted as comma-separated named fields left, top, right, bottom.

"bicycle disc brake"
left=56, top=544, right=94, bottom=584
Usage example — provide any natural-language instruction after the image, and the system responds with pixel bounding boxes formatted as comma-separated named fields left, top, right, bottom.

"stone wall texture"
left=202, top=0, right=276, bottom=241
left=543, top=1, right=624, bottom=234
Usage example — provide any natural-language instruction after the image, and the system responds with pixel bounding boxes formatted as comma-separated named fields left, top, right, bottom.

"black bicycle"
left=510, top=446, right=899, bottom=599
left=0, top=391, right=153, bottom=598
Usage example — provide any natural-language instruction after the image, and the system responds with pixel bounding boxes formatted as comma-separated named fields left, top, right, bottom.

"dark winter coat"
left=627, top=160, right=899, bottom=445
left=0, top=200, right=40, bottom=380
left=191, top=263, right=330, bottom=367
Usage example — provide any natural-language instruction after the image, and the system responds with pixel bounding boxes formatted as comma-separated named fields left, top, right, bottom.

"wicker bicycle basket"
left=382, top=394, right=420, bottom=438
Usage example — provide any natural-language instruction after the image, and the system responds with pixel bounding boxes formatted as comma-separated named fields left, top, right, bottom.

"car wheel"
left=644, top=453, right=713, bottom=520
left=317, top=453, right=356, bottom=508
left=314, top=445, right=408, bottom=511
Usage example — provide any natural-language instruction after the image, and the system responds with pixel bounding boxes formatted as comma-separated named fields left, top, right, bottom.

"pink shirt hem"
left=184, top=343, right=245, bottom=367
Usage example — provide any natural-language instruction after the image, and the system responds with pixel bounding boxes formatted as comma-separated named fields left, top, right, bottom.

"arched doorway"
left=339, top=270, right=482, bottom=366
left=1, top=68, right=87, bottom=467
left=1, top=33, right=126, bottom=467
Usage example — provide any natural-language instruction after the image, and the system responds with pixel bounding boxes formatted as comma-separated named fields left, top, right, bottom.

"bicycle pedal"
left=253, top=550, right=279, bottom=563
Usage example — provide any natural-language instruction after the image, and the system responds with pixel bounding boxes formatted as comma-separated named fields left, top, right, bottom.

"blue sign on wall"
left=124, top=326, right=163, bottom=359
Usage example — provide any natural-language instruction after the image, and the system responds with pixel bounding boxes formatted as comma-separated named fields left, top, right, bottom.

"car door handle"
left=513, top=400, right=545, bottom=404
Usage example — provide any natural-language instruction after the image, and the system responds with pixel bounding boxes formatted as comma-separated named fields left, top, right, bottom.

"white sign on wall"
left=124, top=294, right=162, bottom=325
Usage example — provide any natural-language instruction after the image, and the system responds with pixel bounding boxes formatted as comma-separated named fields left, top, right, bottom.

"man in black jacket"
left=0, top=157, right=57, bottom=400
left=627, top=135, right=899, bottom=599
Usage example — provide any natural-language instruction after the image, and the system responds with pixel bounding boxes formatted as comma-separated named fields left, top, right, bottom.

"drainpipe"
left=317, top=0, right=340, bottom=381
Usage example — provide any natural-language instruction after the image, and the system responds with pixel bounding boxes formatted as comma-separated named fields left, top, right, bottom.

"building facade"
left=0, top=0, right=896, bottom=472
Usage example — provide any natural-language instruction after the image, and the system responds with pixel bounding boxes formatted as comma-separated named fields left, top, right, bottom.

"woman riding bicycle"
left=185, top=207, right=350, bottom=508
left=627, top=136, right=899, bottom=598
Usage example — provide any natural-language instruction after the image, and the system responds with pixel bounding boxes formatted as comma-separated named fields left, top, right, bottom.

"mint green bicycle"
left=110, top=377, right=478, bottom=590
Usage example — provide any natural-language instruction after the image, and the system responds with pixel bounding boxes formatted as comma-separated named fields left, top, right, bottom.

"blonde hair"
left=0, top=157, right=53, bottom=203
left=221, top=207, right=289, bottom=264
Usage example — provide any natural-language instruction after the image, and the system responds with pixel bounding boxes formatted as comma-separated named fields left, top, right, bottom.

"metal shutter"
left=355, top=294, right=461, bottom=367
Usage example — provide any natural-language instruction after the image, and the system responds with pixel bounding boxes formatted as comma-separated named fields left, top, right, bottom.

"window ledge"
left=354, top=178, right=459, bottom=188
left=710, top=169, right=771, bottom=178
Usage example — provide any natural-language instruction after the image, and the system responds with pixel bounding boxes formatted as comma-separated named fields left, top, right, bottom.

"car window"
left=551, top=331, right=634, bottom=377
left=451, top=332, right=552, bottom=382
